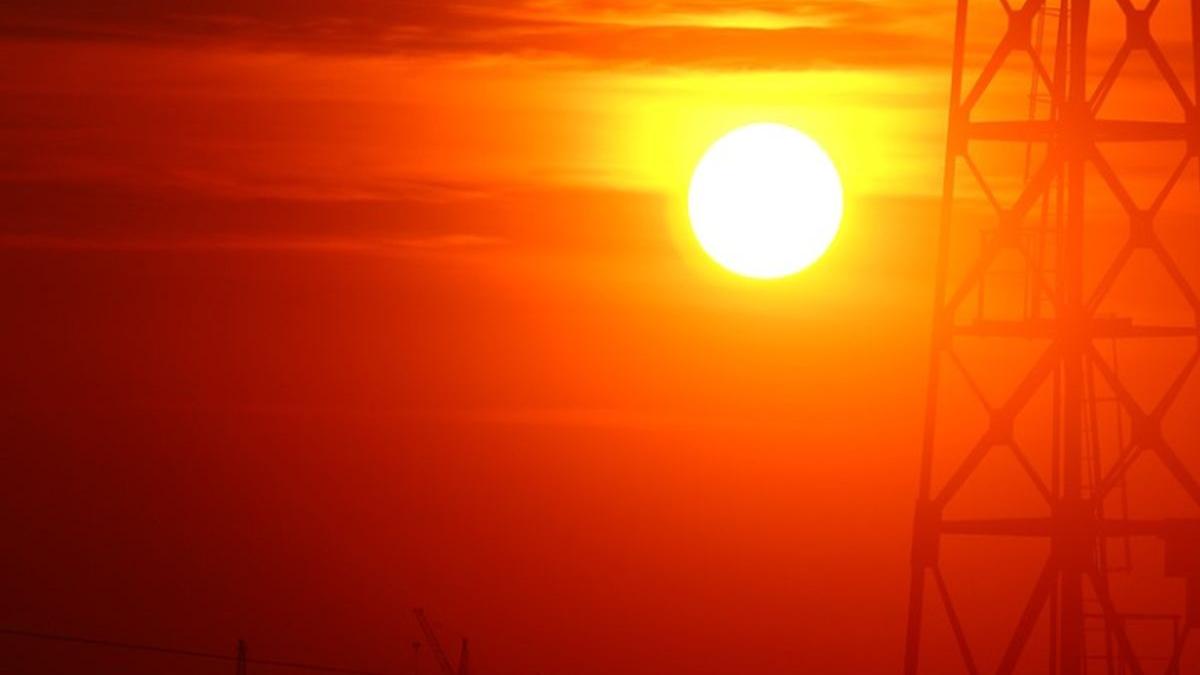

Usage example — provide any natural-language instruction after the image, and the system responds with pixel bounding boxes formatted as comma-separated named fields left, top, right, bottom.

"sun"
left=688, top=123, right=843, bottom=279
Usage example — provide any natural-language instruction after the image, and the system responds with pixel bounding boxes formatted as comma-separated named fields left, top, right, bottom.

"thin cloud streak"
left=0, top=232, right=504, bottom=255
left=0, top=0, right=952, bottom=70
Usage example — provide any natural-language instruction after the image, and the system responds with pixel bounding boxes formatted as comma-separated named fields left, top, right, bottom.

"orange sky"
left=2, top=2, right=1200, bottom=675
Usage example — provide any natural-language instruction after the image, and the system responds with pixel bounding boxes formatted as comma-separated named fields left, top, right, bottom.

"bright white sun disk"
left=688, top=123, right=843, bottom=279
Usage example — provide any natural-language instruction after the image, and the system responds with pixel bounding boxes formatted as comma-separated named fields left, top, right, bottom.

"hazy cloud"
left=0, top=0, right=950, bottom=70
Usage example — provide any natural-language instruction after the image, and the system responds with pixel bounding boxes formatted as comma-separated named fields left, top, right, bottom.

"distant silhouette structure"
left=413, top=609, right=470, bottom=675
left=904, top=1, right=1200, bottom=674
left=237, top=639, right=248, bottom=675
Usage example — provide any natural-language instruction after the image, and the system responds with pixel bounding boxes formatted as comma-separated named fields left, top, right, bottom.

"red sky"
left=2, top=2, right=1199, bottom=675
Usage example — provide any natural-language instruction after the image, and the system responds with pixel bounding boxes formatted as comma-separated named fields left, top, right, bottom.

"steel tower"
left=903, top=0, right=1200, bottom=674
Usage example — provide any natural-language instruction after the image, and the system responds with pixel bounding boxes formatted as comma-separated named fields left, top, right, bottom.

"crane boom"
left=413, top=609, right=456, bottom=675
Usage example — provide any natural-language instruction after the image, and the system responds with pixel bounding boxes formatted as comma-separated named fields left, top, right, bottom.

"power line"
left=0, top=628, right=396, bottom=675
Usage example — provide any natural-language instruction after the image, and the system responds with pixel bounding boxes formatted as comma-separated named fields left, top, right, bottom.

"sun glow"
left=688, top=123, right=843, bottom=279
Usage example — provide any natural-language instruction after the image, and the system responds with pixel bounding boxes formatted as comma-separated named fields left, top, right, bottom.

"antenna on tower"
left=236, top=639, right=248, bottom=675
left=457, top=639, right=469, bottom=675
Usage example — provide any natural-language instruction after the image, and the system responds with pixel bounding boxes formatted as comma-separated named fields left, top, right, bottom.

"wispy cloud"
left=0, top=0, right=950, bottom=70
left=0, top=232, right=504, bottom=255
left=0, top=180, right=666, bottom=257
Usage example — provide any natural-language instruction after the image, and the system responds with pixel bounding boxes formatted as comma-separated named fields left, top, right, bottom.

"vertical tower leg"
left=1060, top=0, right=1089, bottom=669
left=904, top=1, right=969, bottom=670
